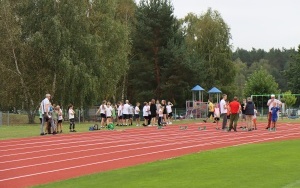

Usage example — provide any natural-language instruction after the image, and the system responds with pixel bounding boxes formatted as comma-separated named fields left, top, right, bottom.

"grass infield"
left=33, top=139, right=300, bottom=188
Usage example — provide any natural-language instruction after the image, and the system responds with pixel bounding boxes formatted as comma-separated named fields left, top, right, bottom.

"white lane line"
left=0, top=132, right=298, bottom=182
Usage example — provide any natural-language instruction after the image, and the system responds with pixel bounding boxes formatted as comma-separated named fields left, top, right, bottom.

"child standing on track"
left=253, top=107, right=258, bottom=130
left=135, top=102, right=140, bottom=126
left=214, top=103, right=220, bottom=129
left=271, top=102, right=280, bottom=130
left=68, top=104, right=76, bottom=132
left=57, top=105, right=63, bottom=133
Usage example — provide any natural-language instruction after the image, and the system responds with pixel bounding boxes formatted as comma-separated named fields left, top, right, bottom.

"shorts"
left=123, top=114, right=129, bottom=119
left=106, top=116, right=111, bottom=118
left=143, top=116, right=149, bottom=120
left=168, top=112, right=173, bottom=117
left=134, top=114, right=140, bottom=119
left=129, top=114, right=133, bottom=119
left=207, top=111, right=214, bottom=118
left=227, top=115, right=230, bottom=119
left=272, top=118, right=277, bottom=122
left=118, top=116, right=123, bottom=119
left=101, top=113, right=106, bottom=118
left=214, top=117, right=220, bottom=121
left=58, top=120, right=62, bottom=123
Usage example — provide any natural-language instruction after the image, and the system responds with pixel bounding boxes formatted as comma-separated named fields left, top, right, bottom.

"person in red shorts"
left=228, top=96, right=241, bottom=132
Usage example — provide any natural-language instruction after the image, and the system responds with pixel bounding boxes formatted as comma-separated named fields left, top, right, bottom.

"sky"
left=136, top=0, right=300, bottom=51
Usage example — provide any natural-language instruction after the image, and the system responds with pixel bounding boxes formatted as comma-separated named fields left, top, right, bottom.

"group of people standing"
left=39, top=94, right=76, bottom=135
left=204, top=94, right=281, bottom=132
left=96, top=99, right=174, bottom=128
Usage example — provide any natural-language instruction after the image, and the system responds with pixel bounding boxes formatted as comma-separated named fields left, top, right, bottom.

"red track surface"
left=0, top=122, right=299, bottom=188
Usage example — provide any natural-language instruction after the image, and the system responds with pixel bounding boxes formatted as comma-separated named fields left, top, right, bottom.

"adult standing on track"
left=150, top=99, right=157, bottom=126
left=266, top=94, right=282, bottom=129
left=220, top=94, right=228, bottom=130
left=244, top=97, right=255, bottom=131
left=228, top=96, right=241, bottom=132
left=40, top=94, right=51, bottom=135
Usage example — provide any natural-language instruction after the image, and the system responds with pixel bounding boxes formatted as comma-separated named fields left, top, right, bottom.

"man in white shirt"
left=40, top=94, right=51, bottom=135
left=266, top=94, right=282, bottom=129
left=220, top=94, right=228, bottom=130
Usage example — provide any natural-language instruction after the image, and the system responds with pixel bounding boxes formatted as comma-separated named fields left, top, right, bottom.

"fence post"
left=7, top=111, right=10, bottom=126
left=0, top=111, right=2, bottom=126
left=78, top=110, right=81, bottom=124
left=174, top=108, right=177, bottom=121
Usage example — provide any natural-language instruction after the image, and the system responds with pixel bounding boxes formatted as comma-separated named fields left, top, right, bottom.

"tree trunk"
left=27, top=110, right=36, bottom=124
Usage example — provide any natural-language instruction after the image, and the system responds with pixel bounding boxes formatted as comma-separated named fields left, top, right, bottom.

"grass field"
left=33, top=139, right=300, bottom=188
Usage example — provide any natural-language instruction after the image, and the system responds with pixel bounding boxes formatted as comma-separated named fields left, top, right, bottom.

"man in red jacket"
left=228, top=96, right=241, bottom=132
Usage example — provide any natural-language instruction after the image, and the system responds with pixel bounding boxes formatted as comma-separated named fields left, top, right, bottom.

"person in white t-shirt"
left=105, top=102, right=113, bottom=125
left=96, top=100, right=107, bottom=128
left=220, top=94, right=228, bottom=130
left=134, top=102, right=140, bottom=126
left=117, top=102, right=123, bottom=126
left=40, top=94, right=51, bottom=135
left=123, top=100, right=130, bottom=126
left=56, top=105, right=63, bottom=133
left=166, top=101, right=173, bottom=124
left=214, top=103, right=221, bottom=129
left=68, top=104, right=76, bottom=132
left=142, top=102, right=149, bottom=126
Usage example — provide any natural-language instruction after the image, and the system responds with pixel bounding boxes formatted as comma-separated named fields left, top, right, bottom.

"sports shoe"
left=203, top=120, right=207, bottom=123
left=40, top=133, right=45, bottom=136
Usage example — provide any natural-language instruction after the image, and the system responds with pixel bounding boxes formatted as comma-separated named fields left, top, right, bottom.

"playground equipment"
left=186, top=85, right=222, bottom=119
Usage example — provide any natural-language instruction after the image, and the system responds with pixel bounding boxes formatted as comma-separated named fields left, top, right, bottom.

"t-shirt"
left=123, top=103, right=130, bottom=115
left=106, top=106, right=113, bottom=117
left=40, top=98, right=50, bottom=114
left=143, top=106, right=149, bottom=116
left=214, top=107, right=220, bottom=118
left=158, top=109, right=163, bottom=117
left=253, top=109, right=257, bottom=119
left=271, top=106, right=280, bottom=119
left=220, top=99, right=227, bottom=114
left=68, top=108, right=75, bottom=119
left=118, top=105, right=123, bottom=116
left=208, top=102, right=214, bottom=112
left=134, top=106, right=140, bottom=115
left=58, top=109, right=63, bottom=120
left=166, top=105, right=172, bottom=113
left=229, top=101, right=240, bottom=114
left=99, top=105, right=106, bottom=114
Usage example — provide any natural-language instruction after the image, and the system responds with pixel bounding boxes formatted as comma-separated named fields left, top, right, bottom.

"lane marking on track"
left=0, top=131, right=298, bottom=182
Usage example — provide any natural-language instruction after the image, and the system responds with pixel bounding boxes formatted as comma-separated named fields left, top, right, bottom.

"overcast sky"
left=136, top=0, right=300, bottom=51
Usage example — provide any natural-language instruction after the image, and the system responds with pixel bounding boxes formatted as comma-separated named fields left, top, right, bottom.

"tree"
left=244, top=68, right=279, bottom=97
left=0, top=0, right=132, bottom=123
left=281, top=90, right=297, bottom=110
left=285, top=45, right=300, bottom=94
left=128, top=0, right=177, bottom=101
left=182, top=9, right=236, bottom=93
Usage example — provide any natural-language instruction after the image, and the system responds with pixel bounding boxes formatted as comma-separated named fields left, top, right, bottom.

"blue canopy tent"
left=191, top=85, right=205, bottom=102
left=208, top=87, right=222, bottom=102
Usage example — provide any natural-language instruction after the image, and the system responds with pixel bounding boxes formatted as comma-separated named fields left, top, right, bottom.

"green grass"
left=34, top=139, right=300, bottom=188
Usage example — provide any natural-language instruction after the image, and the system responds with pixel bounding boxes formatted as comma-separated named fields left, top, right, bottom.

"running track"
left=0, top=122, right=299, bottom=188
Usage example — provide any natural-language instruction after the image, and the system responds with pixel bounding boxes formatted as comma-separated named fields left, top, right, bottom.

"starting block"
left=157, top=126, right=164, bottom=129
left=198, top=126, right=206, bottom=130
left=179, top=126, right=188, bottom=130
